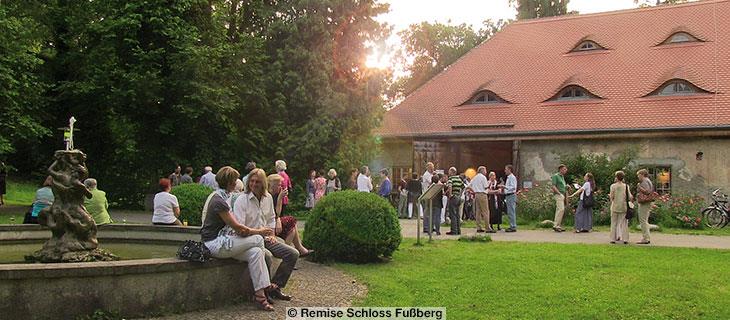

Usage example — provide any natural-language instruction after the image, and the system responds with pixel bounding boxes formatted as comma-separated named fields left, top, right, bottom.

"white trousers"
left=408, top=203, right=424, bottom=218
left=208, top=234, right=270, bottom=291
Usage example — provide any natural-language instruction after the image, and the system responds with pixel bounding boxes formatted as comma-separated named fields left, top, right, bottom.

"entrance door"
left=457, top=141, right=513, bottom=181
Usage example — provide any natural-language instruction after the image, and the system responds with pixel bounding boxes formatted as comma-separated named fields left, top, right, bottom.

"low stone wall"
left=0, top=224, right=277, bottom=320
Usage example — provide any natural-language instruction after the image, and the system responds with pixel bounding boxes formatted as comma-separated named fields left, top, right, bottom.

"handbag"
left=582, top=189, right=595, bottom=208
left=624, top=184, right=635, bottom=220
left=177, top=240, right=212, bottom=262
left=637, top=189, right=659, bottom=204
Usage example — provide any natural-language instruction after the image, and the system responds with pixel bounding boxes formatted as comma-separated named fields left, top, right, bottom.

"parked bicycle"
left=702, top=188, right=729, bottom=228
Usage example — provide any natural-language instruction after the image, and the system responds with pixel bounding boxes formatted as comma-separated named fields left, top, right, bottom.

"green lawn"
left=338, top=240, right=730, bottom=319
left=4, top=179, right=36, bottom=206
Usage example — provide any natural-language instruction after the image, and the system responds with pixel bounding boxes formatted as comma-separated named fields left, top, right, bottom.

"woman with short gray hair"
left=635, top=169, right=654, bottom=244
left=83, top=178, right=112, bottom=225
left=275, top=160, right=292, bottom=215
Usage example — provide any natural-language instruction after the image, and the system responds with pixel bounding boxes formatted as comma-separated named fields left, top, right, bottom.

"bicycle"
left=701, top=188, right=729, bottom=229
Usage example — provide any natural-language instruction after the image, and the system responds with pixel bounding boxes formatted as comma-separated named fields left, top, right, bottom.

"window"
left=647, top=166, right=672, bottom=195
left=662, top=32, right=701, bottom=45
left=571, top=40, right=605, bottom=52
left=468, top=90, right=508, bottom=104
left=650, top=79, right=708, bottom=97
left=548, top=85, right=600, bottom=101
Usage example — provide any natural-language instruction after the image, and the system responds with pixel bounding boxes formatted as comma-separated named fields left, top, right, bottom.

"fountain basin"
left=0, top=224, right=271, bottom=320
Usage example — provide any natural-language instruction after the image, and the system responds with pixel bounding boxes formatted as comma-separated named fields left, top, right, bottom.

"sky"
left=367, top=0, right=643, bottom=68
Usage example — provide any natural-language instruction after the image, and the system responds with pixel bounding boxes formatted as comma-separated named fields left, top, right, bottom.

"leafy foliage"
left=0, top=2, right=51, bottom=155
left=170, top=183, right=213, bottom=226
left=387, top=20, right=509, bottom=103
left=509, top=0, right=574, bottom=20
left=303, top=191, right=401, bottom=263
left=4, top=0, right=390, bottom=208
left=651, top=194, right=705, bottom=229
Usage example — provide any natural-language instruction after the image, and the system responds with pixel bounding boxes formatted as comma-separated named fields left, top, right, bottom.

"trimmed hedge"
left=171, top=183, right=213, bottom=226
left=303, top=191, right=401, bottom=263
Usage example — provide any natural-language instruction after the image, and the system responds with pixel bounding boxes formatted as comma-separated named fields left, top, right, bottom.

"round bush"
left=303, top=191, right=401, bottom=263
left=170, top=183, right=213, bottom=226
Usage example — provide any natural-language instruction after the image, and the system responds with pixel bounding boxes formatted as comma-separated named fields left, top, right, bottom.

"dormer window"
left=650, top=79, right=710, bottom=96
left=662, top=32, right=702, bottom=45
left=571, top=40, right=605, bottom=52
left=468, top=90, right=508, bottom=104
left=548, top=85, right=601, bottom=101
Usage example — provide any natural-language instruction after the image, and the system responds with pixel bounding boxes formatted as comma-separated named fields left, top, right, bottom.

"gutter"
left=377, top=125, right=730, bottom=140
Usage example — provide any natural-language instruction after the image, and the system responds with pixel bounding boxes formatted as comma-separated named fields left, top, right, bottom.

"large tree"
left=387, top=19, right=508, bottom=103
left=0, top=2, right=51, bottom=157
left=635, top=0, right=689, bottom=7
left=4, top=0, right=390, bottom=207
left=509, top=0, right=572, bottom=20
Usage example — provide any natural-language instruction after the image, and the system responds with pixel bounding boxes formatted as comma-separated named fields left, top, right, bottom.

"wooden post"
left=512, top=140, right=521, bottom=180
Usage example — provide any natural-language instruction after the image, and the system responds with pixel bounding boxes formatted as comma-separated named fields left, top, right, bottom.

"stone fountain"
left=26, top=118, right=117, bottom=262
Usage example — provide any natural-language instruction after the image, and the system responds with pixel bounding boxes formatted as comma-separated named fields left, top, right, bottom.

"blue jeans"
left=505, top=194, right=517, bottom=229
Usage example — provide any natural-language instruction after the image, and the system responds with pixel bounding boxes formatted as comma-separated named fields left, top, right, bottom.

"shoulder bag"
left=624, top=184, right=635, bottom=220
left=582, top=188, right=595, bottom=208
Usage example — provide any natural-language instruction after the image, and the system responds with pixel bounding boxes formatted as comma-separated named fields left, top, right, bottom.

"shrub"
left=517, top=183, right=555, bottom=224
left=170, top=184, right=213, bottom=226
left=303, top=191, right=401, bottom=263
left=651, top=193, right=705, bottom=229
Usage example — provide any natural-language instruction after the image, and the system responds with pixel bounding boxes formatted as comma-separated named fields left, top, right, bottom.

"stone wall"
left=519, top=136, right=730, bottom=198
left=0, top=225, right=280, bottom=320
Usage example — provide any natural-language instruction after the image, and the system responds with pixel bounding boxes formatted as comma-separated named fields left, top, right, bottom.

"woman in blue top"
left=25, top=176, right=54, bottom=224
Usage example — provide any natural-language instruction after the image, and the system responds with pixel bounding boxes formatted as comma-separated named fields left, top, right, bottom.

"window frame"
left=548, top=85, right=601, bottom=102
left=649, top=79, right=709, bottom=97
left=661, top=31, right=702, bottom=45
left=570, top=40, right=606, bottom=53
left=646, top=166, right=672, bottom=195
left=467, top=90, right=509, bottom=105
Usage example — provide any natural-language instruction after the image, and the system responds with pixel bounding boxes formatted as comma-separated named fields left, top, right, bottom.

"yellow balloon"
left=464, top=168, right=477, bottom=179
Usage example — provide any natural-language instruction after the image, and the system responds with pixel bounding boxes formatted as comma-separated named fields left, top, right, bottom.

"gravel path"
left=400, top=219, right=730, bottom=249
left=145, top=260, right=367, bottom=320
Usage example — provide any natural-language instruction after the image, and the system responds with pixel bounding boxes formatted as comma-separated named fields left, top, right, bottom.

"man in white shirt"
left=199, top=166, right=219, bottom=189
left=466, top=166, right=494, bottom=233
left=357, top=166, right=373, bottom=192
left=233, top=169, right=298, bottom=301
left=420, top=162, right=435, bottom=219
left=503, top=164, right=518, bottom=232
left=421, top=162, right=435, bottom=194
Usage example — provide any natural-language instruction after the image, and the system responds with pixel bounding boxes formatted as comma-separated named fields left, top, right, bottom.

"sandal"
left=300, top=249, right=314, bottom=258
left=254, top=292, right=274, bottom=311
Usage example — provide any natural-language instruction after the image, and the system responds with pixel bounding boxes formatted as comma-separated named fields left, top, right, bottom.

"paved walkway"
left=146, top=260, right=366, bottom=320
left=7, top=207, right=725, bottom=250
left=400, top=219, right=730, bottom=249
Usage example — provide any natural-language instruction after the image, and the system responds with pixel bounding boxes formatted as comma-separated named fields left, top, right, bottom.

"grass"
left=3, top=179, right=36, bottom=206
left=338, top=239, right=730, bottom=319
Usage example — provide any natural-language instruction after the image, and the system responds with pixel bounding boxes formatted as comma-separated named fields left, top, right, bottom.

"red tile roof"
left=377, top=0, right=730, bottom=138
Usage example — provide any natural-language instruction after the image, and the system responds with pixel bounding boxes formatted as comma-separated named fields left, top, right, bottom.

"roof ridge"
left=511, top=0, right=727, bottom=26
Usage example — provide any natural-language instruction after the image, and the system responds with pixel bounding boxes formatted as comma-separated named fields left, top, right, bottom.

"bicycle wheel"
left=703, top=207, right=726, bottom=229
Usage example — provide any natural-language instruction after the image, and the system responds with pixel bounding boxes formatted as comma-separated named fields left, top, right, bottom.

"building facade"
left=375, top=1, right=730, bottom=197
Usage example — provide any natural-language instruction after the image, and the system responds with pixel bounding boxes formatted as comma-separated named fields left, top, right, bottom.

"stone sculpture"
left=27, top=149, right=117, bottom=262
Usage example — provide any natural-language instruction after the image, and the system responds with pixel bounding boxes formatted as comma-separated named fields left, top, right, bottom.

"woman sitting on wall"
left=152, top=178, right=181, bottom=225
left=268, top=174, right=312, bottom=257
left=24, top=176, right=54, bottom=224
